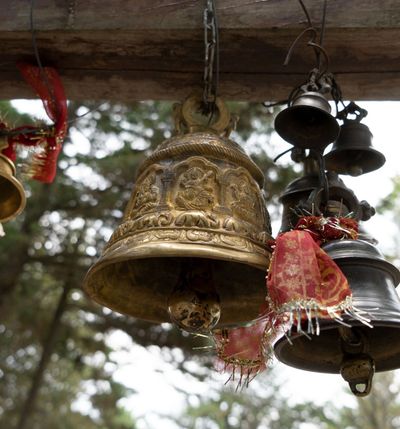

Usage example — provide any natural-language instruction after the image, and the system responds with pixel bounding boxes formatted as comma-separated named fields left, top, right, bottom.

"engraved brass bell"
left=274, top=239, right=400, bottom=395
left=0, top=153, right=26, bottom=223
left=274, top=91, right=340, bottom=151
left=83, top=96, right=272, bottom=330
left=324, top=120, right=386, bottom=176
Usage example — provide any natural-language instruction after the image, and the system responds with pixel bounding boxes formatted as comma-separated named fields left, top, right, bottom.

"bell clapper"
left=339, top=327, right=375, bottom=397
left=167, top=258, right=221, bottom=334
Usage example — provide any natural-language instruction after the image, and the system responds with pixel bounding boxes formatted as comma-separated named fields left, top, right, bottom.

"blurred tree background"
left=1, top=99, right=399, bottom=429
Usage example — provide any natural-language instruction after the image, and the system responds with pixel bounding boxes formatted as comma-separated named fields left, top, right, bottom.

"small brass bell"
left=274, top=91, right=340, bottom=151
left=83, top=95, right=272, bottom=330
left=324, top=120, right=386, bottom=176
left=274, top=239, right=400, bottom=395
left=0, top=153, right=26, bottom=223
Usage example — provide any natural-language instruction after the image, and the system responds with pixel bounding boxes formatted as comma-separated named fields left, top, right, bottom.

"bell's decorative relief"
left=108, top=153, right=271, bottom=258
left=131, top=171, right=161, bottom=215
left=223, top=167, right=264, bottom=228
left=175, top=159, right=217, bottom=211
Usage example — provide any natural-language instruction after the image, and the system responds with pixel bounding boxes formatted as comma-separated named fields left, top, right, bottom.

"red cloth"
left=214, top=320, right=268, bottom=384
left=214, top=216, right=360, bottom=383
left=267, top=229, right=351, bottom=318
left=0, top=63, right=67, bottom=183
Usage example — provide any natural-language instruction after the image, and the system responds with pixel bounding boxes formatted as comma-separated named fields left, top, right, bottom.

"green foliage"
left=176, top=371, right=400, bottom=429
left=377, top=176, right=400, bottom=214
left=174, top=374, right=334, bottom=429
left=332, top=372, right=400, bottom=429
left=0, top=98, right=291, bottom=427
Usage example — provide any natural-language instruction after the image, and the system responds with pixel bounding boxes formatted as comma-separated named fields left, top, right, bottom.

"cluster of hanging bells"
left=276, top=154, right=400, bottom=396
left=273, top=89, right=400, bottom=396
left=82, top=92, right=400, bottom=397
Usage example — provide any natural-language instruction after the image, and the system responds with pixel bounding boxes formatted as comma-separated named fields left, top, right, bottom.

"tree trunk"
left=16, top=283, right=71, bottom=429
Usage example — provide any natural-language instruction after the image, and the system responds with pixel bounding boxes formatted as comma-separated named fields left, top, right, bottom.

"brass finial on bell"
left=324, top=120, right=386, bottom=176
left=274, top=91, right=340, bottom=151
left=274, top=239, right=400, bottom=395
left=0, top=153, right=26, bottom=223
left=83, top=95, right=272, bottom=330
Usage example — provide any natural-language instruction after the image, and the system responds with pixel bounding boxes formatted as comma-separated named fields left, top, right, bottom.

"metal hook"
left=307, top=42, right=330, bottom=76
left=284, top=26, right=319, bottom=67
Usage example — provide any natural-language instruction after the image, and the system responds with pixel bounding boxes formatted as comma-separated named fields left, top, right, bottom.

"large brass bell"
left=0, top=153, right=26, bottom=223
left=83, top=95, right=272, bottom=331
left=274, top=239, right=400, bottom=393
left=324, top=120, right=386, bottom=176
left=274, top=91, right=340, bottom=151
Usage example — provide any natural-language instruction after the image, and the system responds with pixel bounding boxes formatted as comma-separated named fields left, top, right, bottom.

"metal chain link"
left=203, top=0, right=219, bottom=114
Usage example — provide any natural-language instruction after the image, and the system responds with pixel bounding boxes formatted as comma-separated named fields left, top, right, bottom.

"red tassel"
left=10, top=63, right=68, bottom=183
left=214, top=216, right=365, bottom=386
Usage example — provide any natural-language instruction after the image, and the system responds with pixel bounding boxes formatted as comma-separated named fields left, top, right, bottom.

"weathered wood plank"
left=2, top=69, right=399, bottom=101
left=1, top=29, right=400, bottom=73
left=1, top=0, right=400, bottom=100
left=2, top=0, right=400, bottom=31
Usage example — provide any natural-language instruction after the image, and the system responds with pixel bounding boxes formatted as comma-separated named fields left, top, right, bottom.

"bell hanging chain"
left=203, top=0, right=219, bottom=114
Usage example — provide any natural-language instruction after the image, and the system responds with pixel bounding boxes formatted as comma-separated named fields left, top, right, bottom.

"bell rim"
left=274, top=319, right=400, bottom=374
left=0, top=153, right=16, bottom=174
left=84, top=239, right=270, bottom=281
left=0, top=155, right=26, bottom=223
left=83, top=241, right=270, bottom=326
left=324, top=146, right=386, bottom=174
left=83, top=241, right=270, bottom=310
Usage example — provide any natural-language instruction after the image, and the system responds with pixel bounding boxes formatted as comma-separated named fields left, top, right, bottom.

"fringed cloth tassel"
left=214, top=320, right=269, bottom=388
left=214, top=216, right=371, bottom=385
left=267, top=229, right=371, bottom=336
left=0, top=63, right=67, bottom=183
left=213, top=304, right=291, bottom=388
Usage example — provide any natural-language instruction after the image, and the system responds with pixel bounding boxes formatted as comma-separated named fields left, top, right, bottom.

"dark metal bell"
left=279, top=158, right=365, bottom=232
left=274, top=239, right=400, bottom=375
left=324, top=120, right=386, bottom=176
left=274, top=92, right=340, bottom=151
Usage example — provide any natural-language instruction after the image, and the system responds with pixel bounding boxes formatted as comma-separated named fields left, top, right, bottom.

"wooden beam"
left=3, top=1, right=400, bottom=31
left=1, top=1, right=400, bottom=101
